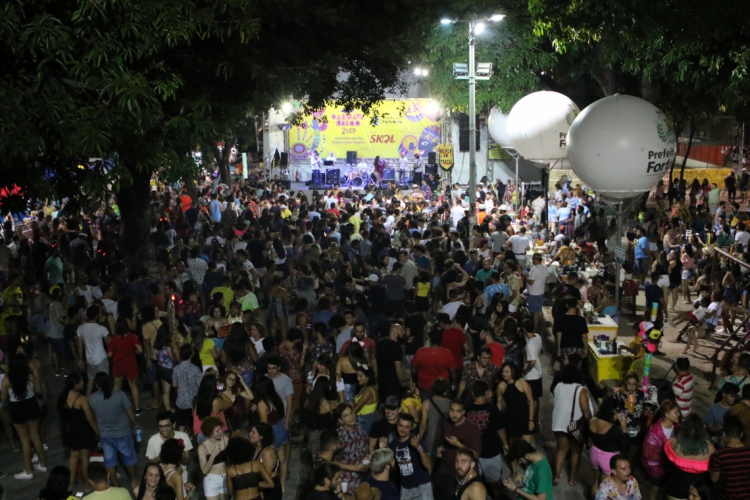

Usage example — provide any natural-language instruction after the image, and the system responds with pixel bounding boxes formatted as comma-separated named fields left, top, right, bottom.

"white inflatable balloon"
left=506, top=91, right=580, bottom=161
left=487, top=108, right=512, bottom=149
left=567, top=94, right=676, bottom=199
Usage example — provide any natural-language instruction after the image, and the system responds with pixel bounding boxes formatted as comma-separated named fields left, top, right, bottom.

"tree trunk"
left=116, top=168, right=153, bottom=271
left=185, top=174, right=198, bottom=201
left=668, top=122, right=685, bottom=185
left=594, top=27, right=618, bottom=96
left=679, top=123, right=696, bottom=183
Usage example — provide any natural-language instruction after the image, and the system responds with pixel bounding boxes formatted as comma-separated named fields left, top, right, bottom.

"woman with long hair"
left=304, top=377, right=335, bottom=456
left=193, top=373, right=230, bottom=441
left=267, top=275, right=290, bottom=341
left=335, top=342, right=367, bottom=403
left=664, top=414, right=714, bottom=500
left=57, top=372, right=99, bottom=490
left=587, top=397, right=630, bottom=498
left=352, top=363, right=378, bottom=434
left=2, top=353, right=46, bottom=479
left=496, top=361, right=534, bottom=454
left=192, top=324, right=219, bottom=373
left=687, top=481, right=711, bottom=500
left=107, top=317, right=143, bottom=413
left=221, top=323, right=257, bottom=387
left=249, top=322, right=267, bottom=358
left=221, top=369, right=254, bottom=432
left=38, top=466, right=74, bottom=500
left=252, top=375, right=289, bottom=491
left=278, top=327, right=307, bottom=417
left=133, top=463, right=167, bottom=500
left=249, top=423, right=283, bottom=499
left=160, top=438, right=189, bottom=500
left=226, top=435, right=273, bottom=500
left=551, top=363, right=592, bottom=486
left=153, top=324, right=177, bottom=411
left=642, top=399, right=681, bottom=500
left=198, top=417, right=228, bottom=500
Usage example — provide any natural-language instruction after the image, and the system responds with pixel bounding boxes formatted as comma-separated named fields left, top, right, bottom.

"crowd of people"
left=0, top=167, right=749, bottom=500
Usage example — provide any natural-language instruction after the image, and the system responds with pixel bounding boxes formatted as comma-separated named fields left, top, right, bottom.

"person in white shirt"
left=735, top=222, right=750, bottom=249
left=398, top=152, right=409, bottom=184
left=507, top=227, right=531, bottom=267
left=356, top=158, right=368, bottom=173
left=522, top=321, right=543, bottom=427
left=77, top=305, right=111, bottom=395
left=441, top=289, right=463, bottom=320
left=526, top=253, right=548, bottom=331
left=450, top=199, right=466, bottom=228
left=310, top=150, right=323, bottom=185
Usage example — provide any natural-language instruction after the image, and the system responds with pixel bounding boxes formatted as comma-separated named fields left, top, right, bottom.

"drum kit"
left=339, top=165, right=372, bottom=188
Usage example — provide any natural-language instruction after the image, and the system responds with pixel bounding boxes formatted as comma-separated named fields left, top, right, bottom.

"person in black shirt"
left=404, top=312, right=427, bottom=359
left=464, top=380, right=507, bottom=500
left=376, top=324, right=405, bottom=401
left=304, top=462, right=342, bottom=500
left=554, top=298, right=589, bottom=365
left=366, top=274, right=387, bottom=334
left=369, top=396, right=401, bottom=453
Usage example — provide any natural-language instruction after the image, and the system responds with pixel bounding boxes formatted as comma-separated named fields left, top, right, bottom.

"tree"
left=0, top=0, right=438, bottom=264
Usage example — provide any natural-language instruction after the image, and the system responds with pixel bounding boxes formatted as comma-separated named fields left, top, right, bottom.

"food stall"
left=588, top=341, right=634, bottom=383
left=587, top=314, right=618, bottom=341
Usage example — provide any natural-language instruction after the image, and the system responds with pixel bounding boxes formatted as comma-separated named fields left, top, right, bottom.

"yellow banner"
left=288, top=99, right=441, bottom=162
left=438, top=144, right=454, bottom=169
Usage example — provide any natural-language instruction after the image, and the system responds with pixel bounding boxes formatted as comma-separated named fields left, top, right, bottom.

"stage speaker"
left=382, top=168, right=396, bottom=181
left=326, top=169, right=340, bottom=185
left=278, top=180, right=291, bottom=189
left=428, top=152, right=437, bottom=165
left=425, top=163, right=438, bottom=175
left=280, top=152, right=288, bottom=167
left=346, top=151, right=357, bottom=165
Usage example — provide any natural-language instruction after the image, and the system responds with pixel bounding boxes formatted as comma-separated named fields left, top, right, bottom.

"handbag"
left=567, top=385, right=588, bottom=442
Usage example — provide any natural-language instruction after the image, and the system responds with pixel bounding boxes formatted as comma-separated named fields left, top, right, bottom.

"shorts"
left=272, top=419, right=290, bottom=449
left=508, top=304, right=518, bottom=313
left=50, top=338, right=67, bottom=356
left=478, top=454, right=505, bottom=483
left=344, top=384, right=357, bottom=403
left=590, top=445, right=618, bottom=475
left=415, top=296, right=430, bottom=312
left=656, top=275, right=670, bottom=288
left=527, top=294, right=544, bottom=314
left=87, top=359, right=110, bottom=380
left=681, top=269, right=693, bottom=280
left=635, top=258, right=648, bottom=275
left=701, top=320, right=716, bottom=333
left=400, top=482, right=434, bottom=500
left=562, top=347, right=586, bottom=361
left=203, top=472, right=228, bottom=497
left=145, top=363, right=158, bottom=384
left=175, top=407, right=193, bottom=429
left=527, top=378, right=543, bottom=401
left=9, top=397, right=42, bottom=425
left=100, top=435, right=138, bottom=468
left=157, top=365, right=173, bottom=384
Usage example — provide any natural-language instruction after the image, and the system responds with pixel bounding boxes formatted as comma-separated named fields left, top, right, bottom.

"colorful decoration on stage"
left=437, top=144, right=454, bottom=170
left=288, top=99, right=441, bottom=161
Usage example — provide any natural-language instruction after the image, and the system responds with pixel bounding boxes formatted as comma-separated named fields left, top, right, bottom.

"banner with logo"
left=288, top=99, right=441, bottom=162
left=437, top=144, right=454, bottom=170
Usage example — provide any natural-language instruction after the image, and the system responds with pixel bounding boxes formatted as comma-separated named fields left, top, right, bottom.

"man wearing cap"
left=369, top=396, right=401, bottom=453
left=388, top=413, right=433, bottom=500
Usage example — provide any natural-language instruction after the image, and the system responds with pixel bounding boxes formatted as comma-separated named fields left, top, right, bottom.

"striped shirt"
left=673, top=372, right=694, bottom=417
left=709, top=445, right=750, bottom=500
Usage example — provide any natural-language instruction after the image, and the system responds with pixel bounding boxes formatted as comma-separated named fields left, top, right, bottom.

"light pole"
left=443, top=15, right=504, bottom=206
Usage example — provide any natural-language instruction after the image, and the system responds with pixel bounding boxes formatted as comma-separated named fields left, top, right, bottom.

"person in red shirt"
left=411, top=329, right=456, bottom=396
left=180, top=192, right=192, bottom=212
left=479, top=327, right=505, bottom=367
left=326, top=202, right=341, bottom=218
left=107, top=318, right=143, bottom=413
left=437, top=313, right=470, bottom=381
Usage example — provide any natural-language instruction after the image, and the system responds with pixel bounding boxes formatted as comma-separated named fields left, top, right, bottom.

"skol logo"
left=371, top=135, right=395, bottom=143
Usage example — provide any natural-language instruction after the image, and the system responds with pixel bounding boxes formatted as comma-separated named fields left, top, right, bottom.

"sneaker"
left=31, top=453, right=39, bottom=464
left=55, top=370, right=63, bottom=377
left=135, top=408, right=142, bottom=416
left=14, top=471, right=33, bottom=480
left=33, top=464, right=47, bottom=473
left=43, top=443, right=49, bottom=451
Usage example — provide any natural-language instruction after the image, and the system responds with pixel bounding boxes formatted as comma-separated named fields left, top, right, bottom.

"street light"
left=414, top=67, right=429, bottom=77
left=442, top=14, right=504, bottom=205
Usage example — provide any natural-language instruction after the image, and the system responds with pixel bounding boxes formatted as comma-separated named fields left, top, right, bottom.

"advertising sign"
left=288, top=99, right=440, bottom=162
left=438, top=144, right=454, bottom=170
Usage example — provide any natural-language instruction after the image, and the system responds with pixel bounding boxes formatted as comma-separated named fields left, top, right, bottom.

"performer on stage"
left=372, top=155, right=385, bottom=184
left=413, top=153, right=423, bottom=186
left=398, top=151, right=409, bottom=185
left=356, top=157, right=368, bottom=175
left=325, top=151, right=336, bottom=165
left=310, top=150, right=323, bottom=185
